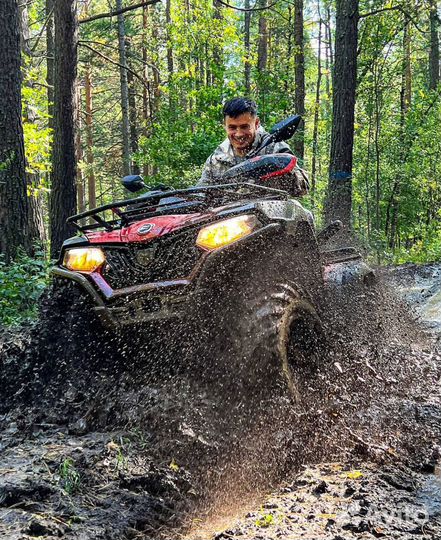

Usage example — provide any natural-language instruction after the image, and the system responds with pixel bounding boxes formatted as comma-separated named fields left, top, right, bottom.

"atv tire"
left=237, top=282, right=325, bottom=400
left=199, top=279, right=326, bottom=402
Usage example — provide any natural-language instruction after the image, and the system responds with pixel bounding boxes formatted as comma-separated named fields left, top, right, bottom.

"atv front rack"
left=67, top=183, right=288, bottom=233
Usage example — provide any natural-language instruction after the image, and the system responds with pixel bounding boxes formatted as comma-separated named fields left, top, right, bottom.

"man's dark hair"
left=223, top=97, right=258, bottom=119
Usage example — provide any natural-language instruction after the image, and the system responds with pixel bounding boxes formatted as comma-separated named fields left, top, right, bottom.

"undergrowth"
left=0, top=249, right=50, bottom=326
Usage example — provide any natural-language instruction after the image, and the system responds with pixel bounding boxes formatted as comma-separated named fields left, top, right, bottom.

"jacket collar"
left=216, top=126, right=266, bottom=164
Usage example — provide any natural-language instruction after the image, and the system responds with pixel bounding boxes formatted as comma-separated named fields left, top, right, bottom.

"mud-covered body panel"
left=87, top=213, right=206, bottom=245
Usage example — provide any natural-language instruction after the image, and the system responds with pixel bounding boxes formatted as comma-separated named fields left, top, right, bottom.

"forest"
left=3, top=3, right=441, bottom=538
left=0, top=0, right=440, bottom=324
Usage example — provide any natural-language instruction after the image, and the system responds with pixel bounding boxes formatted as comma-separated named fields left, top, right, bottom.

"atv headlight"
left=196, top=215, right=258, bottom=251
left=63, top=247, right=106, bottom=272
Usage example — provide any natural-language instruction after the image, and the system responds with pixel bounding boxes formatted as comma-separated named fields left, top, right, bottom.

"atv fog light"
left=196, top=215, right=258, bottom=250
left=63, top=247, right=106, bottom=272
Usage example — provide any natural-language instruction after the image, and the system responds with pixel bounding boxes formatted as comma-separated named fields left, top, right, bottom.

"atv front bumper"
left=52, top=267, right=194, bottom=328
left=51, top=223, right=281, bottom=328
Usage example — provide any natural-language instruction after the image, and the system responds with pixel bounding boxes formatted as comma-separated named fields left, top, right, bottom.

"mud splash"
left=1, top=267, right=441, bottom=539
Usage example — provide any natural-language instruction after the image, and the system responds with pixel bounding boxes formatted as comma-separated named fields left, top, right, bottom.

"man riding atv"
left=42, top=106, right=372, bottom=400
left=199, top=97, right=309, bottom=199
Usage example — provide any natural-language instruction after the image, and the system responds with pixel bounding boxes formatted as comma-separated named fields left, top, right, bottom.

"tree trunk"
left=244, top=0, right=251, bottom=94
left=324, top=5, right=333, bottom=122
left=116, top=0, right=131, bottom=177
left=85, top=66, right=96, bottom=209
left=76, top=83, right=86, bottom=214
left=19, top=0, right=47, bottom=249
left=429, top=0, right=440, bottom=90
left=50, top=0, right=78, bottom=258
left=46, top=0, right=54, bottom=129
left=294, top=0, right=305, bottom=159
left=212, top=0, right=223, bottom=86
left=18, top=2, right=31, bottom=57
left=257, top=0, right=268, bottom=117
left=389, top=19, right=412, bottom=249
left=311, top=17, right=322, bottom=208
left=166, top=0, right=174, bottom=80
left=126, top=38, right=140, bottom=175
left=400, top=20, right=412, bottom=115
left=142, top=5, right=150, bottom=130
left=285, top=7, right=293, bottom=102
left=257, top=0, right=268, bottom=73
left=363, top=104, right=373, bottom=240
left=0, top=0, right=30, bottom=261
left=28, top=191, right=47, bottom=247
left=142, top=5, right=153, bottom=177
left=324, top=0, right=359, bottom=228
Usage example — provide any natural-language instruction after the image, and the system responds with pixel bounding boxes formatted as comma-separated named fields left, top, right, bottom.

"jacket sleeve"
left=273, top=140, right=294, bottom=155
left=197, top=155, right=215, bottom=186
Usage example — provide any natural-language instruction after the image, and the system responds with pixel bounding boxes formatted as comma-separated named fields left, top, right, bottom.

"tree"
left=429, top=0, right=440, bottom=90
left=84, top=65, right=96, bottom=209
left=50, top=0, right=78, bottom=257
left=126, top=38, right=140, bottom=174
left=166, top=0, right=174, bottom=80
left=311, top=14, right=323, bottom=207
left=324, top=0, right=359, bottom=228
left=19, top=0, right=47, bottom=248
left=46, top=0, right=54, bottom=127
left=0, top=0, right=30, bottom=262
left=116, top=0, right=132, bottom=177
left=244, top=0, right=251, bottom=94
left=293, top=0, right=305, bottom=159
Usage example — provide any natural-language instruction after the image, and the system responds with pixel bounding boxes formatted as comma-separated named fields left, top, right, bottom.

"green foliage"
left=22, top=38, right=52, bottom=179
left=353, top=6, right=441, bottom=262
left=59, top=458, right=81, bottom=495
left=10, top=0, right=441, bottom=269
left=0, top=250, right=50, bottom=326
left=137, top=94, right=224, bottom=187
left=255, top=512, right=276, bottom=528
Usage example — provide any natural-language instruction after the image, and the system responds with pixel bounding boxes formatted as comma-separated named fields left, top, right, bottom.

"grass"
left=59, top=458, right=81, bottom=495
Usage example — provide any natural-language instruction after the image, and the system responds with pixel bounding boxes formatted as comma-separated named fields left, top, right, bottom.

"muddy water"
left=384, top=262, right=441, bottom=328
left=417, top=466, right=441, bottom=519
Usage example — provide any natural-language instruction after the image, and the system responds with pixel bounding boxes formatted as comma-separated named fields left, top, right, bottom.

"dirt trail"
left=1, top=265, right=441, bottom=539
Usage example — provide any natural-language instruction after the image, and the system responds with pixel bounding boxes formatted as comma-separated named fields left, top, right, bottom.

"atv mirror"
left=270, top=115, right=302, bottom=142
left=122, top=175, right=147, bottom=193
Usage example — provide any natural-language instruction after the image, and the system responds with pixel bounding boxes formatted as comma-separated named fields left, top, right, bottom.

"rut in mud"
left=1, top=268, right=441, bottom=539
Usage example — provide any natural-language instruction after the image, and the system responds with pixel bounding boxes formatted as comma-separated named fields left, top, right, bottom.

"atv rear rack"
left=67, top=183, right=288, bottom=233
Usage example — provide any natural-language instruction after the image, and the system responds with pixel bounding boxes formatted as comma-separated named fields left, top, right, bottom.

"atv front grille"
left=102, top=229, right=201, bottom=289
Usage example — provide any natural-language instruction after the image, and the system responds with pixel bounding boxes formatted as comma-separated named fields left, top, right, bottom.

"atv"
left=46, top=116, right=372, bottom=398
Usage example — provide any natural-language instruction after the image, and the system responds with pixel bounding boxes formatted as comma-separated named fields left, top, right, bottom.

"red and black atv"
left=45, top=116, right=372, bottom=398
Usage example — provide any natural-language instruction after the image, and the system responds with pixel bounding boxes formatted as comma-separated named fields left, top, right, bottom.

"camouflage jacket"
left=198, top=127, right=292, bottom=186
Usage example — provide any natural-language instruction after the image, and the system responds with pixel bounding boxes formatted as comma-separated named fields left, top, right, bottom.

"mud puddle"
left=417, top=466, right=441, bottom=519
left=181, top=271, right=441, bottom=539
left=381, top=262, right=441, bottom=329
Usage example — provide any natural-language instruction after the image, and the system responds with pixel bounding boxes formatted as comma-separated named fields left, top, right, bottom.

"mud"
left=199, top=462, right=441, bottom=539
left=1, top=266, right=441, bottom=539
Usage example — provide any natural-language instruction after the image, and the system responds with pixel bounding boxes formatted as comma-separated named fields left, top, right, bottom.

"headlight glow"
left=196, top=215, right=258, bottom=251
left=63, top=247, right=106, bottom=272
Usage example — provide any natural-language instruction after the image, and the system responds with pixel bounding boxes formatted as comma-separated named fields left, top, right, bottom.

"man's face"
left=224, top=113, right=260, bottom=155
